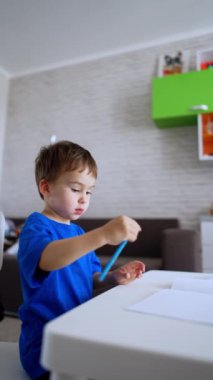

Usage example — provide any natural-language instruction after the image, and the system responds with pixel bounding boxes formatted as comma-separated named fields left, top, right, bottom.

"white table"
left=41, top=270, right=213, bottom=380
left=200, top=215, right=213, bottom=272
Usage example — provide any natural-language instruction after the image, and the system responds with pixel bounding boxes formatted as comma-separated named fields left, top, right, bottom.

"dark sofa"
left=0, top=217, right=201, bottom=316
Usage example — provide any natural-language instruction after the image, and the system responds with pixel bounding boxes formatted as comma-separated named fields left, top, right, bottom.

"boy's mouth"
left=75, top=208, right=84, bottom=215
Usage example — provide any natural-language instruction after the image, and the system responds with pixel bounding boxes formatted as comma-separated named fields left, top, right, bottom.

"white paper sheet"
left=127, top=277, right=213, bottom=325
left=172, top=277, right=213, bottom=294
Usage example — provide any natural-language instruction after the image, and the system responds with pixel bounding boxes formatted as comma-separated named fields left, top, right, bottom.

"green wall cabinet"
left=152, top=69, right=213, bottom=128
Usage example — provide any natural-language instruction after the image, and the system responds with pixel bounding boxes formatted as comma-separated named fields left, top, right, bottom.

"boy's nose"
left=79, top=194, right=86, bottom=203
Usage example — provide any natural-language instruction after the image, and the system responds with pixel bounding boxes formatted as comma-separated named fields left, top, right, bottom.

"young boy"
left=18, top=140, right=145, bottom=380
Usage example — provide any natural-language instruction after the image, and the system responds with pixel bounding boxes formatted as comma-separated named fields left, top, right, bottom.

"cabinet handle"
left=190, top=104, right=208, bottom=111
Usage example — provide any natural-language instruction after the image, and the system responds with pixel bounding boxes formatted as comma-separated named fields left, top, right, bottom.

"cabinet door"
left=152, top=69, right=213, bottom=128
left=198, top=113, right=213, bottom=160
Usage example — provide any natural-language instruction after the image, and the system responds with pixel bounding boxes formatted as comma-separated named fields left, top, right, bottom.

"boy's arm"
left=93, top=260, right=145, bottom=292
left=39, top=216, right=141, bottom=271
left=93, top=260, right=145, bottom=291
left=39, top=227, right=106, bottom=271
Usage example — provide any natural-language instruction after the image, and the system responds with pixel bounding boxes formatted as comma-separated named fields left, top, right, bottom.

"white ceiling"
left=1, top=0, right=213, bottom=77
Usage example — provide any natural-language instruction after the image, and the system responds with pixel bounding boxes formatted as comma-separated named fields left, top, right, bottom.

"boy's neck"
left=41, top=209, right=71, bottom=225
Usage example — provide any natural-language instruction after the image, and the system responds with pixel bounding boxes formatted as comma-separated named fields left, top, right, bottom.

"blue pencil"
left=99, top=240, right=128, bottom=282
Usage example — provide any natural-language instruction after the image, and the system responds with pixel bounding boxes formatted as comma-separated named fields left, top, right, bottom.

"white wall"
left=0, top=70, right=9, bottom=203
left=1, top=33, right=213, bottom=229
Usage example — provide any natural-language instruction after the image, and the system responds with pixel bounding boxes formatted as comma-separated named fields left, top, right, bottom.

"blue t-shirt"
left=18, top=212, right=101, bottom=379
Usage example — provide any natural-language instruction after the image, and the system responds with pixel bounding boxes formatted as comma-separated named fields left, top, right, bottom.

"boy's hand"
left=111, top=260, right=145, bottom=285
left=101, top=215, right=141, bottom=245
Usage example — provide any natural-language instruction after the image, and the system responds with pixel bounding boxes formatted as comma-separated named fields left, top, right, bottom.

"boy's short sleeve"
left=18, top=221, right=54, bottom=288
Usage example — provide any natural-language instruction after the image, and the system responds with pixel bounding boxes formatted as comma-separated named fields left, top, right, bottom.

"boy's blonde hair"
left=35, top=140, right=97, bottom=198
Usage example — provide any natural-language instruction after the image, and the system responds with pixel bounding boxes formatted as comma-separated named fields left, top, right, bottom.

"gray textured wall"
left=1, top=33, right=213, bottom=229
left=0, top=72, right=9, bottom=195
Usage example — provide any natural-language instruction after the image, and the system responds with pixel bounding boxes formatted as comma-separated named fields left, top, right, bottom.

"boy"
left=18, top=140, right=145, bottom=380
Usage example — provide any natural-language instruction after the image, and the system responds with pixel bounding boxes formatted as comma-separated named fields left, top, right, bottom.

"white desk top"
left=41, top=270, right=213, bottom=380
left=200, top=215, right=213, bottom=222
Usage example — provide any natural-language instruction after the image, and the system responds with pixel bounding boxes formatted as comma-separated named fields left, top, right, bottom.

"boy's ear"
left=39, top=179, right=50, bottom=197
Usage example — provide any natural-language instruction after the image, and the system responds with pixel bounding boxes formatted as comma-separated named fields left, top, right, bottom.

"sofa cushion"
left=78, top=218, right=180, bottom=259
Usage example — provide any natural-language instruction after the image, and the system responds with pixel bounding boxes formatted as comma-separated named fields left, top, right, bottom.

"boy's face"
left=40, top=167, right=96, bottom=223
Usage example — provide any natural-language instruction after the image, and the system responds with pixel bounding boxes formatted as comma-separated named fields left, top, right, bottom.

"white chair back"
left=0, top=211, right=6, bottom=270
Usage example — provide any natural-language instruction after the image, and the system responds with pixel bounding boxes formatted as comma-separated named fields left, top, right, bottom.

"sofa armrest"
left=0, top=254, right=22, bottom=316
left=161, top=229, right=202, bottom=272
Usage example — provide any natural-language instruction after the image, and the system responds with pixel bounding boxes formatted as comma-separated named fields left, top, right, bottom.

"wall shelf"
left=152, top=48, right=213, bottom=160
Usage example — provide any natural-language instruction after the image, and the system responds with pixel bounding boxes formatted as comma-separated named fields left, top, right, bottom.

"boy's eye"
left=71, top=188, right=93, bottom=195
